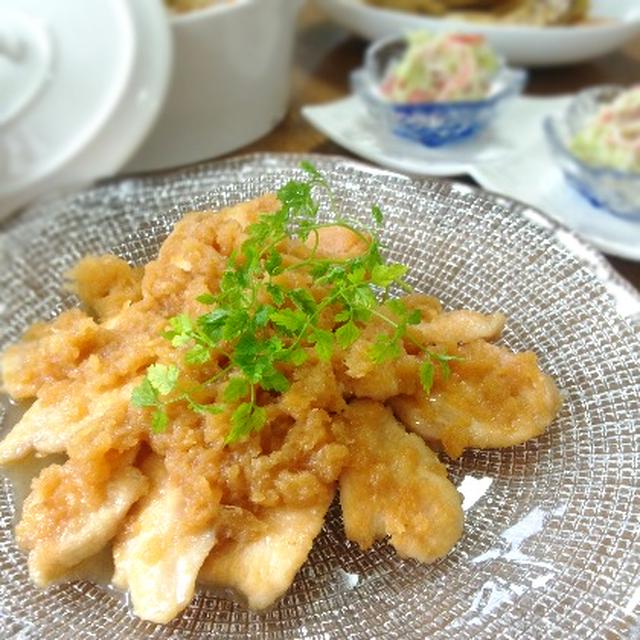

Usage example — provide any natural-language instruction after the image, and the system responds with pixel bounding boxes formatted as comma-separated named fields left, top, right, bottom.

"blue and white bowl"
left=544, top=86, right=640, bottom=220
left=352, top=34, right=527, bottom=148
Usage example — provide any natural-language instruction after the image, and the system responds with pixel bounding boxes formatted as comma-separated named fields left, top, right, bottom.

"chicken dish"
left=0, top=165, right=561, bottom=623
left=364, top=0, right=590, bottom=26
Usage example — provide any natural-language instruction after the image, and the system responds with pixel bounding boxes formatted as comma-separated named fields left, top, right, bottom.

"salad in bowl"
left=545, top=85, right=640, bottom=218
left=352, top=30, right=526, bottom=146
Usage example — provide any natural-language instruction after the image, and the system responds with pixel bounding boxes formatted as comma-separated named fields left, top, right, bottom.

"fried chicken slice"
left=0, top=379, right=138, bottom=465
left=308, top=226, right=369, bottom=259
left=0, top=194, right=281, bottom=464
left=337, top=304, right=504, bottom=403
left=1, top=309, right=108, bottom=400
left=199, top=487, right=334, bottom=610
left=112, top=455, right=218, bottom=624
left=66, top=255, right=143, bottom=322
left=411, top=309, right=506, bottom=348
left=391, top=340, right=562, bottom=459
left=16, top=453, right=147, bottom=586
left=337, top=400, right=463, bottom=563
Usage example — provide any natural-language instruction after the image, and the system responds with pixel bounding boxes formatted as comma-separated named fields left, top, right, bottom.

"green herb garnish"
left=132, top=163, right=457, bottom=443
left=131, top=364, right=179, bottom=434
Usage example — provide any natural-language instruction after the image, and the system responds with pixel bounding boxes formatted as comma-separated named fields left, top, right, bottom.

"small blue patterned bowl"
left=544, top=86, right=640, bottom=220
left=352, top=35, right=527, bottom=148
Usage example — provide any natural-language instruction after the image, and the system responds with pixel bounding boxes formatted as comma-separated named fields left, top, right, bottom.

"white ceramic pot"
left=125, top=0, right=305, bottom=173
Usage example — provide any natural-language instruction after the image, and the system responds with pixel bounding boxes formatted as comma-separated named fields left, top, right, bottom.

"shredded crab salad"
left=380, top=31, right=500, bottom=104
left=570, top=86, right=640, bottom=174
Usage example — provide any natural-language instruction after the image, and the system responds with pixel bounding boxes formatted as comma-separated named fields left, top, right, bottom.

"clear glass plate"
left=0, top=154, right=639, bottom=639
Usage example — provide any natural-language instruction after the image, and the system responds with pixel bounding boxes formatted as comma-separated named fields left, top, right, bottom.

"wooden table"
left=239, top=6, right=640, bottom=292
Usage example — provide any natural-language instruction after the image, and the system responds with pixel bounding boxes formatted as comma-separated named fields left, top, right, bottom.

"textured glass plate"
left=0, top=154, right=639, bottom=640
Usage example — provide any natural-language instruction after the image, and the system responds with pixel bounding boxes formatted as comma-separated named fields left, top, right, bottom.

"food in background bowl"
left=570, top=85, right=640, bottom=174
left=166, top=0, right=218, bottom=11
left=165, top=0, right=234, bottom=12
left=545, top=86, right=640, bottom=218
left=364, top=0, right=590, bottom=25
left=380, top=31, right=499, bottom=103
left=353, top=31, right=526, bottom=146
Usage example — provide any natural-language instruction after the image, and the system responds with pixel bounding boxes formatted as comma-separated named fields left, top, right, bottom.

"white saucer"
left=302, top=95, right=640, bottom=261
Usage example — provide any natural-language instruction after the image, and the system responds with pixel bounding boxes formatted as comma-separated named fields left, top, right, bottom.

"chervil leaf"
left=223, top=309, right=249, bottom=341
left=198, top=308, right=229, bottom=341
left=260, top=368, right=290, bottom=393
left=432, top=353, right=463, bottom=362
left=310, top=328, right=334, bottom=361
left=371, top=264, right=408, bottom=288
left=419, top=360, right=435, bottom=394
left=352, top=285, right=377, bottom=310
left=369, top=335, right=401, bottom=364
left=225, top=403, right=267, bottom=444
left=164, top=314, right=195, bottom=347
left=300, top=160, right=323, bottom=181
left=168, top=314, right=193, bottom=335
left=289, top=347, right=308, bottom=366
left=265, top=249, right=283, bottom=275
left=265, top=335, right=285, bottom=356
left=289, top=289, right=317, bottom=315
left=169, top=333, right=193, bottom=348
left=147, top=364, right=179, bottom=396
left=335, top=321, right=360, bottom=349
left=386, top=299, right=407, bottom=317
left=270, top=309, right=307, bottom=333
left=277, top=181, right=315, bottom=216
left=185, top=344, right=211, bottom=365
left=371, top=204, right=384, bottom=225
left=347, top=267, right=366, bottom=285
left=223, top=377, right=250, bottom=403
left=432, top=353, right=463, bottom=380
left=131, top=378, right=158, bottom=408
left=187, top=399, right=224, bottom=415
left=232, top=334, right=263, bottom=381
left=266, top=283, right=285, bottom=306
left=151, top=409, right=169, bottom=434
left=363, top=239, right=383, bottom=272
left=254, top=304, right=274, bottom=328
left=196, top=293, right=216, bottom=305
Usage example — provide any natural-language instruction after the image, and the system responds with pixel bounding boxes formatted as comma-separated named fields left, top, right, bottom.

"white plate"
left=302, top=95, right=640, bottom=260
left=302, top=94, right=556, bottom=178
left=472, top=136, right=640, bottom=262
left=314, top=0, right=640, bottom=67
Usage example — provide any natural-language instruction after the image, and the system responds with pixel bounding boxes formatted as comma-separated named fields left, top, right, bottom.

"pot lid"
left=0, top=0, right=172, bottom=220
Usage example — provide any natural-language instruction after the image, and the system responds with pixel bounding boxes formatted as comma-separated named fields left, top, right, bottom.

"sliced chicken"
left=140, top=195, right=280, bottom=311
left=411, top=309, right=506, bottom=348
left=341, top=353, right=421, bottom=401
left=16, top=457, right=147, bottom=586
left=307, top=225, right=369, bottom=259
left=112, top=455, right=218, bottom=624
left=1, top=309, right=108, bottom=400
left=0, top=379, right=137, bottom=465
left=338, top=400, right=463, bottom=563
left=199, top=488, right=334, bottom=610
left=391, top=340, right=562, bottom=459
left=66, top=255, right=143, bottom=321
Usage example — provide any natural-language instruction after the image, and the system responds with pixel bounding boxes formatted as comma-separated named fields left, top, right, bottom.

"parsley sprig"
left=132, top=162, right=458, bottom=443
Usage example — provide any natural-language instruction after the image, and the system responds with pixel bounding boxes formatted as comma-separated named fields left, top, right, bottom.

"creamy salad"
left=570, top=86, right=640, bottom=174
left=380, top=31, right=500, bottom=103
